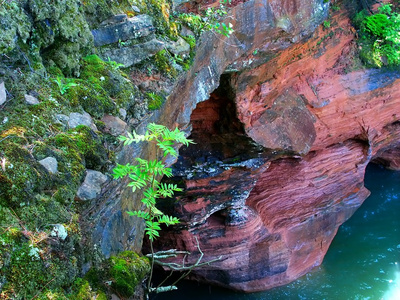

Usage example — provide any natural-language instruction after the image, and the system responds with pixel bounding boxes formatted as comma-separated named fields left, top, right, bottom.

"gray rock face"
left=55, top=114, right=69, bottom=125
left=0, top=82, right=6, bottom=106
left=99, top=14, right=128, bottom=27
left=166, top=36, right=191, bottom=57
left=24, top=94, right=40, bottom=105
left=99, top=39, right=164, bottom=67
left=180, top=26, right=195, bottom=38
left=76, top=170, right=108, bottom=201
left=68, top=112, right=97, bottom=131
left=92, top=14, right=155, bottom=47
left=172, top=0, right=191, bottom=9
left=119, top=108, right=127, bottom=120
left=39, top=157, right=58, bottom=174
left=101, top=114, right=127, bottom=137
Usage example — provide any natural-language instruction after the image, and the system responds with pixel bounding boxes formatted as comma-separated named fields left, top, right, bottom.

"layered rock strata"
left=88, top=0, right=400, bottom=292
left=149, top=0, right=400, bottom=292
left=90, top=0, right=330, bottom=257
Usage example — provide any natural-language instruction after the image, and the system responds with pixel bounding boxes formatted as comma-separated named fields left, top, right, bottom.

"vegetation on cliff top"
left=355, top=3, right=400, bottom=68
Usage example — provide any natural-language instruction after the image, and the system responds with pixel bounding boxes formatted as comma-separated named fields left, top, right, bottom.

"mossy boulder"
left=62, top=54, right=139, bottom=118
left=108, top=251, right=150, bottom=297
left=0, top=203, right=82, bottom=300
left=0, top=1, right=31, bottom=54
left=0, top=142, right=51, bottom=207
left=49, top=125, right=109, bottom=171
left=29, top=0, right=94, bottom=76
left=67, top=278, right=107, bottom=300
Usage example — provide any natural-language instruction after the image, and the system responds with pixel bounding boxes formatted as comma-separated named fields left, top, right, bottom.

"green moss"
left=0, top=142, right=52, bottom=207
left=50, top=125, right=109, bottom=171
left=57, top=54, right=139, bottom=117
left=18, top=195, right=71, bottom=229
left=109, top=251, right=150, bottom=297
left=1, top=240, right=77, bottom=299
left=0, top=0, right=31, bottom=54
left=66, top=83, right=115, bottom=118
left=154, top=49, right=178, bottom=77
left=68, top=278, right=107, bottom=300
left=182, top=34, right=197, bottom=50
left=147, top=0, right=178, bottom=38
left=147, top=92, right=165, bottom=110
left=0, top=200, right=82, bottom=299
left=354, top=4, right=400, bottom=67
left=30, top=0, right=94, bottom=76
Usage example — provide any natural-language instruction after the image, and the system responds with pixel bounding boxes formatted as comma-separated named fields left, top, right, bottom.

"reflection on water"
left=151, top=164, right=400, bottom=300
left=383, top=265, right=400, bottom=300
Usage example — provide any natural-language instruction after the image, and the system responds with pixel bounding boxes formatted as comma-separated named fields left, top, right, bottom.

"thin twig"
left=30, top=278, right=56, bottom=299
left=150, top=236, right=222, bottom=293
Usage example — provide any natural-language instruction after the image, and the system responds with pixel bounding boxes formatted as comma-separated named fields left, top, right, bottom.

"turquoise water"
left=151, top=164, right=400, bottom=300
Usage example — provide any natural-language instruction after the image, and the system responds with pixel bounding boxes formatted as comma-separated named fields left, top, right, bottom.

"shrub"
left=356, top=4, right=400, bottom=67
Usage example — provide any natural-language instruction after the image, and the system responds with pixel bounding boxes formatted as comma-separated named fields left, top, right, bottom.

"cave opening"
left=158, top=74, right=269, bottom=226
left=175, top=74, right=265, bottom=173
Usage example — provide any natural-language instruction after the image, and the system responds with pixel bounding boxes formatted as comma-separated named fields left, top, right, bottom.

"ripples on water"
left=151, top=164, right=400, bottom=300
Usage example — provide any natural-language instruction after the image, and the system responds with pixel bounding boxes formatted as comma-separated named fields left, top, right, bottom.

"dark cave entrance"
left=175, top=74, right=265, bottom=171
left=158, top=74, right=268, bottom=223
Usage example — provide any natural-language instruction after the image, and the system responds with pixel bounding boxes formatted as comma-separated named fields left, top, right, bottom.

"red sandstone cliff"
left=149, top=0, right=400, bottom=292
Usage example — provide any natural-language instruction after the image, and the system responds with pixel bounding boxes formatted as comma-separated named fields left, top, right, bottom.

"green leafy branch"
left=112, top=123, right=194, bottom=293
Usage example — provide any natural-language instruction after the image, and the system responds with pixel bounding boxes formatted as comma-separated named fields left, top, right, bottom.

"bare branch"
left=149, top=285, right=178, bottom=293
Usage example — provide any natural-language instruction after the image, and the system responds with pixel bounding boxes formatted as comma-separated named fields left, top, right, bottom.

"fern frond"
left=158, top=215, right=180, bottom=225
left=127, top=210, right=150, bottom=220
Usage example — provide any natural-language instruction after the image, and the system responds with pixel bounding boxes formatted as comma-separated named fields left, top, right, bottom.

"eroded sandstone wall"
left=91, top=0, right=330, bottom=257
left=147, top=0, right=400, bottom=292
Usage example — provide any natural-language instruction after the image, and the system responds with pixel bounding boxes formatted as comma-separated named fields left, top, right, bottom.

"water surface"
left=151, top=164, right=400, bottom=300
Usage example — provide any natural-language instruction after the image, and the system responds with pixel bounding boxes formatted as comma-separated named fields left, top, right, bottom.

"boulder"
left=92, top=14, right=155, bottom=47
left=24, top=94, right=39, bottom=105
left=68, top=112, right=98, bottom=131
left=76, top=170, right=108, bottom=201
left=0, top=81, right=6, bottom=106
left=38, top=157, right=58, bottom=174
left=101, top=114, right=127, bottom=137
left=166, top=36, right=191, bottom=57
left=99, top=39, right=164, bottom=67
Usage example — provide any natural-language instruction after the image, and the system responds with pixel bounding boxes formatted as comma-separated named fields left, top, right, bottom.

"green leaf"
left=112, top=123, right=192, bottom=242
left=158, top=215, right=180, bottom=225
left=127, top=210, right=150, bottom=220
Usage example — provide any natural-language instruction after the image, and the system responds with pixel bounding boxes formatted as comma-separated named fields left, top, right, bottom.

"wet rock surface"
left=83, top=0, right=400, bottom=293
left=147, top=0, right=400, bottom=292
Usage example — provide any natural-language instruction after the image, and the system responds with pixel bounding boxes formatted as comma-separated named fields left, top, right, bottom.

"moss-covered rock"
left=0, top=142, right=51, bottom=207
left=0, top=0, right=193, bottom=298
left=0, top=203, right=82, bottom=300
left=60, top=54, right=140, bottom=118
left=0, top=1, right=31, bottom=54
left=108, top=251, right=150, bottom=297
left=146, top=0, right=179, bottom=38
left=67, top=278, right=107, bottom=300
left=29, top=0, right=94, bottom=76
